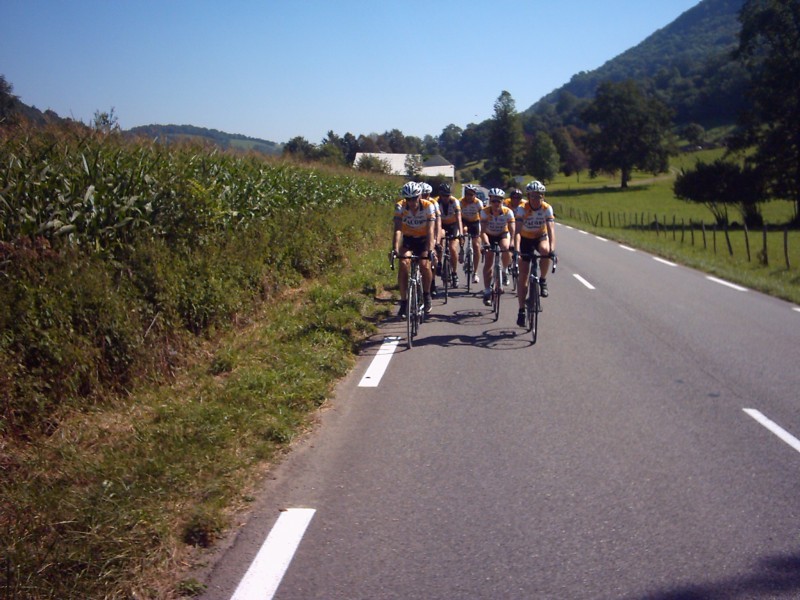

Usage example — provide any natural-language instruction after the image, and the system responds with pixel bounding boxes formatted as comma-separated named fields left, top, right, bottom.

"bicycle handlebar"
left=519, top=251, right=558, bottom=273
left=389, top=250, right=431, bottom=270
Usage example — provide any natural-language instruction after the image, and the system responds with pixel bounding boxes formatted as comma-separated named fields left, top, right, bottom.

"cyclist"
left=460, top=184, right=483, bottom=284
left=421, top=182, right=442, bottom=297
left=504, top=188, right=526, bottom=213
left=480, top=188, right=516, bottom=306
left=394, top=181, right=436, bottom=318
left=515, top=180, right=556, bottom=326
left=436, top=183, right=463, bottom=288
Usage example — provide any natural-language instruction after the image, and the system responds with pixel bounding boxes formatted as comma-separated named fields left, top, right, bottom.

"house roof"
left=422, top=155, right=452, bottom=167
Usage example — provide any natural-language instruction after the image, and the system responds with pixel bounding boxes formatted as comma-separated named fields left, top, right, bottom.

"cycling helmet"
left=526, top=180, right=546, bottom=193
left=510, top=188, right=523, bottom=197
left=437, top=183, right=451, bottom=195
left=401, top=181, right=422, bottom=198
left=463, top=184, right=476, bottom=193
left=488, top=187, right=506, bottom=198
left=420, top=182, right=433, bottom=195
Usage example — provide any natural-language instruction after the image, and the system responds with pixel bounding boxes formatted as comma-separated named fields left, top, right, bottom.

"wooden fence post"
left=702, top=221, right=707, bottom=249
left=724, top=223, right=733, bottom=256
left=762, top=225, right=768, bottom=266
left=744, top=225, right=751, bottom=262
left=785, top=226, right=790, bottom=269
left=713, top=224, right=717, bottom=254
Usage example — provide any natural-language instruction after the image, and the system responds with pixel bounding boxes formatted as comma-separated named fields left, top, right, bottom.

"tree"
left=523, top=131, right=560, bottom=183
left=283, top=136, right=316, bottom=161
left=673, top=159, right=765, bottom=227
left=487, top=91, right=525, bottom=172
left=581, top=80, right=673, bottom=188
left=355, top=154, right=392, bottom=174
left=404, top=154, right=423, bottom=178
left=731, top=0, right=800, bottom=223
left=0, top=75, right=18, bottom=126
left=551, top=126, right=589, bottom=178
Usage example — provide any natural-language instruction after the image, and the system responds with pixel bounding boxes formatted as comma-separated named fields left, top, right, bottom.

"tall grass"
left=0, top=122, right=397, bottom=434
left=1, top=122, right=400, bottom=598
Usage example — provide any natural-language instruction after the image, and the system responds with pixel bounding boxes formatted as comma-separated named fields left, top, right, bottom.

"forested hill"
left=126, top=124, right=283, bottom=155
left=526, top=0, right=748, bottom=128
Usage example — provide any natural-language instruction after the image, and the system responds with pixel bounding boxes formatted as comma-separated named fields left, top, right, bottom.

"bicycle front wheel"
left=464, top=246, right=473, bottom=293
left=406, top=289, right=415, bottom=349
left=528, top=281, right=539, bottom=343
left=442, top=254, right=450, bottom=303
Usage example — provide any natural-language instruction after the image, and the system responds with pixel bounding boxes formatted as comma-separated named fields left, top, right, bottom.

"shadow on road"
left=623, top=550, right=800, bottom=599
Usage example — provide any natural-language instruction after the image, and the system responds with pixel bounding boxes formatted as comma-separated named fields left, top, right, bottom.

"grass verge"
left=1, top=239, right=396, bottom=599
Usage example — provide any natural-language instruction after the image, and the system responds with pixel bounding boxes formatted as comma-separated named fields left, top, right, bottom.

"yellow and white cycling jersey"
left=438, top=196, right=461, bottom=226
left=480, top=205, right=515, bottom=236
left=460, top=195, right=483, bottom=223
left=394, top=198, right=435, bottom=237
left=515, top=200, right=555, bottom=239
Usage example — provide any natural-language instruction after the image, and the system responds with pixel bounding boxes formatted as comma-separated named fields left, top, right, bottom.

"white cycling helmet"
left=420, top=182, right=433, bottom=195
left=401, top=181, right=422, bottom=198
left=526, top=180, right=546, bottom=193
left=488, top=187, right=505, bottom=198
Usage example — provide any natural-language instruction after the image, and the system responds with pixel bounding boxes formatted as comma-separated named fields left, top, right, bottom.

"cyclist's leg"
left=537, top=237, right=551, bottom=296
left=449, top=237, right=459, bottom=283
left=398, top=250, right=411, bottom=300
left=517, top=258, right=530, bottom=309
left=538, top=237, right=552, bottom=274
left=501, top=238, right=512, bottom=267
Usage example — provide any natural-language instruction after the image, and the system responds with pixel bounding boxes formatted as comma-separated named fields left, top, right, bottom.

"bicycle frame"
left=390, top=252, right=428, bottom=349
left=520, top=251, right=557, bottom=344
left=462, top=235, right=475, bottom=293
left=485, top=243, right=512, bottom=322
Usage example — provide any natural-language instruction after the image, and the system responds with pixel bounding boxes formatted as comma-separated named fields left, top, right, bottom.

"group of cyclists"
left=392, top=180, right=556, bottom=328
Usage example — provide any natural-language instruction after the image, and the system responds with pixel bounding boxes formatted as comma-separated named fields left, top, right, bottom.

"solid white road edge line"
left=743, top=409, right=800, bottom=455
left=358, top=336, right=401, bottom=387
left=707, top=276, right=748, bottom=292
left=230, top=508, right=316, bottom=600
left=653, top=257, right=677, bottom=266
left=573, top=274, right=596, bottom=290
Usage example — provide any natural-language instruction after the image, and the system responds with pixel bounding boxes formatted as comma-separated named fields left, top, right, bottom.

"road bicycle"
left=462, top=233, right=476, bottom=293
left=520, top=251, right=557, bottom=344
left=509, top=250, right=520, bottom=292
left=483, top=243, right=513, bottom=322
left=440, top=233, right=461, bottom=303
left=391, top=251, right=428, bottom=349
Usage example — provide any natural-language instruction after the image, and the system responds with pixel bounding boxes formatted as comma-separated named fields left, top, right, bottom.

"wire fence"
left=555, top=205, right=794, bottom=269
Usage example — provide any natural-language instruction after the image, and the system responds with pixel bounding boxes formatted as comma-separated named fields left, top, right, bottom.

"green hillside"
left=525, top=0, right=747, bottom=128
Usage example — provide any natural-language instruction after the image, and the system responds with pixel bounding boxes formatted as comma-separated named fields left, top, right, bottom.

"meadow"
left=545, top=151, right=800, bottom=306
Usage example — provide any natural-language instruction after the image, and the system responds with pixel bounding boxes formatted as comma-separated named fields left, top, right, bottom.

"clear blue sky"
left=1, top=0, right=701, bottom=145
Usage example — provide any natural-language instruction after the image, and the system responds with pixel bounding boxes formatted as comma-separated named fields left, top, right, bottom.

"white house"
left=353, top=152, right=454, bottom=180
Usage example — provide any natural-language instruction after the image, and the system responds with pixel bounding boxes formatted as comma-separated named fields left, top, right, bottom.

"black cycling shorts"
left=401, top=236, right=429, bottom=257
left=519, top=236, right=548, bottom=261
left=463, top=221, right=481, bottom=237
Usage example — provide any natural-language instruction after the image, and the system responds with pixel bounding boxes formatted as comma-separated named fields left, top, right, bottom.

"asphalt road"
left=199, top=224, right=800, bottom=600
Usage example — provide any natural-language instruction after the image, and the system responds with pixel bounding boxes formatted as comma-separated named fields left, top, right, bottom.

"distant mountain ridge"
left=525, top=0, right=748, bottom=128
left=126, top=124, right=283, bottom=156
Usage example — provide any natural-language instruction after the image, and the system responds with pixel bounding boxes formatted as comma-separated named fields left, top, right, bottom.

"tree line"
left=282, top=0, right=799, bottom=228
